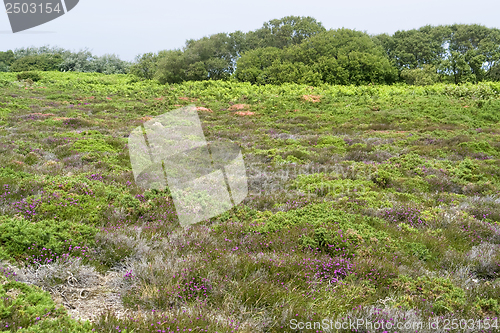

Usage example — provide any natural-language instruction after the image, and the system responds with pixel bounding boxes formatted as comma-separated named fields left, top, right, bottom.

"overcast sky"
left=1, top=0, right=500, bottom=61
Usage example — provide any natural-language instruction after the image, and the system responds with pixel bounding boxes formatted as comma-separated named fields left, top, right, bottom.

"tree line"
left=0, top=46, right=130, bottom=75
left=2, top=16, right=500, bottom=85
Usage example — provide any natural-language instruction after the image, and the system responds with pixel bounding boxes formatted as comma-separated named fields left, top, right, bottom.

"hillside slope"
left=1, top=72, right=500, bottom=332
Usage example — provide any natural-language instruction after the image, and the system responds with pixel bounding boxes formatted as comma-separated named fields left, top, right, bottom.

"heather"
left=0, top=71, right=500, bottom=332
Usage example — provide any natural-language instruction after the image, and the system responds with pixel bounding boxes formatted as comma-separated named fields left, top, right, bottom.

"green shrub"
left=404, top=242, right=431, bottom=261
left=454, top=158, right=484, bottom=182
left=0, top=279, right=92, bottom=332
left=316, top=136, right=347, bottom=152
left=10, top=54, right=63, bottom=72
left=0, top=216, right=98, bottom=263
left=392, top=275, right=466, bottom=314
left=475, top=297, right=500, bottom=315
left=400, top=65, right=440, bottom=86
left=16, top=71, right=42, bottom=82
left=72, top=138, right=116, bottom=153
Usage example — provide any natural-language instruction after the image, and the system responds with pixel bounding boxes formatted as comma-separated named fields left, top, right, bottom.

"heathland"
left=1, top=72, right=500, bottom=332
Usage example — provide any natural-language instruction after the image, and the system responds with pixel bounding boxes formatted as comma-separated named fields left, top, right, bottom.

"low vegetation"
left=0, top=71, right=500, bottom=332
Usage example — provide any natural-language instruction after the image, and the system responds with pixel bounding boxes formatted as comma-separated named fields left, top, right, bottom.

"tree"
left=0, top=50, right=15, bottom=72
left=234, top=28, right=397, bottom=86
left=228, top=30, right=251, bottom=61
left=130, top=52, right=160, bottom=79
left=294, top=29, right=397, bottom=85
left=154, top=33, right=240, bottom=84
left=58, top=50, right=95, bottom=72
left=313, top=56, right=349, bottom=85
left=400, top=64, right=440, bottom=85
left=183, top=33, right=235, bottom=80
left=155, top=50, right=187, bottom=84
left=233, top=47, right=282, bottom=84
left=13, top=45, right=70, bottom=59
left=442, top=24, right=500, bottom=83
left=440, top=51, right=475, bottom=84
left=375, top=25, right=450, bottom=75
left=89, top=54, right=130, bottom=74
left=9, top=54, right=63, bottom=72
left=488, top=63, right=500, bottom=81
left=247, top=16, right=326, bottom=49
left=480, top=29, right=500, bottom=77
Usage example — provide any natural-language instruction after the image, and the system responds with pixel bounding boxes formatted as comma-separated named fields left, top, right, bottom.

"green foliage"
left=16, top=71, right=42, bottom=82
left=488, top=63, right=500, bottom=81
left=10, top=54, right=63, bottom=72
left=443, top=24, right=500, bottom=83
left=401, top=64, right=440, bottom=85
left=155, top=33, right=238, bottom=84
left=392, top=275, right=466, bottom=314
left=0, top=50, right=15, bottom=72
left=404, top=242, right=431, bottom=261
left=8, top=46, right=131, bottom=75
left=454, top=158, right=484, bottom=182
left=458, top=140, right=498, bottom=156
left=1, top=70, right=500, bottom=330
left=250, top=202, right=387, bottom=235
left=130, top=52, right=159, bottom=80
left=235, top=28, right=398, bottom=86
left=0, top=216, right=98, bottom=262
left=442, top=82, right=499, bottom=99
left=378, top=25, right=450, bottom=72
left=475, top=297, right=500, bottom=315
left=155, top=50, right=187, bottom=84
left=246, top=16, right=326, bottom=49
left=57, top=49, right=94, bottom=72
left=8, top=21, right=500, bottom=85
left=72, top=138, right=116, bottom=153
left=0, top=279, right=92, bottom=332
left=375, top=24, right=500, bottom=84
left=297, top=213, right=392, bottom=257
left=89, top=54, right=130, bottom=75
left=232, top=47, right=283, bottom=84
left=183, top=33, right=237, bottom=80
left=299, top=227, right=336, bottom=252
left=316, top=136, right=347, bottom=151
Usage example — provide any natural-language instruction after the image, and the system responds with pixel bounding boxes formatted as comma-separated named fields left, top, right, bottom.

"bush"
left=10, top=54, right=63, bottom=72
left=0, top=216, right=98, bottom=264
left=475, top=297, right=500, bottom=315
left=16, top=71, right=42, bottom=82
left=400, top=64, right=440, bottom=85
left=0, top=279, right=92, bottom=332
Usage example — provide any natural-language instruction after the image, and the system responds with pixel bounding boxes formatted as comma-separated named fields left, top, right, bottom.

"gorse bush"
left=16, top=71, right=42, bottom=82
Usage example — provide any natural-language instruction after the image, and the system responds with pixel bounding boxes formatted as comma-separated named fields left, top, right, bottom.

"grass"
left=0, top=71, right=500, bottom=332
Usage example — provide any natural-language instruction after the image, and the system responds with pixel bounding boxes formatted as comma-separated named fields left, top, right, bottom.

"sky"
left=1, top=0, right=500, bottom=61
